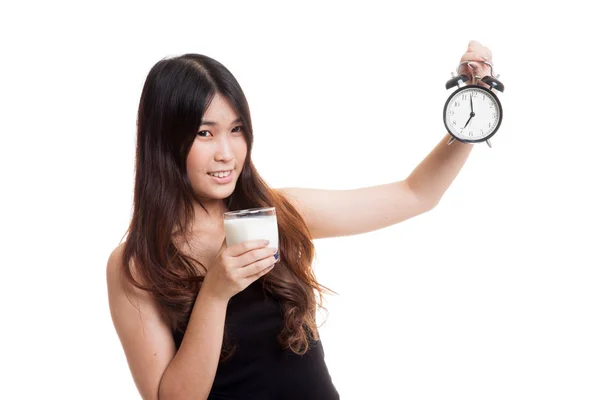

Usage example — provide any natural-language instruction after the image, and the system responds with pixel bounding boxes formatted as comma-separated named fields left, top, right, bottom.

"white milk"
left=224, top=215, right=279, bottom=250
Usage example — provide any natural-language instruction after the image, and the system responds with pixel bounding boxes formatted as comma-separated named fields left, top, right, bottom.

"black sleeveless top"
left=173, top=279, right=340, bottom=400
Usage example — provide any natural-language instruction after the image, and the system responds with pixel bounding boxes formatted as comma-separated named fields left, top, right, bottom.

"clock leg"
left=486, top=139, right=492, bottom=148
left=447, top=136, right=455, bottom=145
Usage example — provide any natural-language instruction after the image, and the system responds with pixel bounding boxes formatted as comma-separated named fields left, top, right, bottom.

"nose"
left=214, top=134, right=234, bottom=162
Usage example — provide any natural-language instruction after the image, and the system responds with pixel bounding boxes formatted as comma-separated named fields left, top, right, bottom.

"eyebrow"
left=200, top=117, right=243, bottom=126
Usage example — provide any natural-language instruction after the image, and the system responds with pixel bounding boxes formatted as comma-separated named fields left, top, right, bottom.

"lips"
left=207, top=169, right=234, bottom=184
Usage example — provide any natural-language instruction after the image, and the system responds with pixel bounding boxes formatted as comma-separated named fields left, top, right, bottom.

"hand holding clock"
left=459, top=40, right=490, bottom=130
left=458, top=40, right=493, bottom=85
left=443, top=40, right=504, bottom=146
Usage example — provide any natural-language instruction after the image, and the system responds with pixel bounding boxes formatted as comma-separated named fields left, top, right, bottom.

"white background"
left=1, top=1, right=599, bottom=399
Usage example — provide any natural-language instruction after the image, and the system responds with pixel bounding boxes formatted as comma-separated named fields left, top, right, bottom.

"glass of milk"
left=223, top=207, right=279, bottom=255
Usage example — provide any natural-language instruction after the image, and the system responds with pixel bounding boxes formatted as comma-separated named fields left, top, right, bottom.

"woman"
left=107, top=40, right=493, bottom=399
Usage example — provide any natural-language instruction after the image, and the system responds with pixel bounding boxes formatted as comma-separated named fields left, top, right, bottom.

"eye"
left=197, top=130, right=212, bottom=138
left=232, top=126, right=244, bottom=133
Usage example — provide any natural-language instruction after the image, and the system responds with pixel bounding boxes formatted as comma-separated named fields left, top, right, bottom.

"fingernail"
left=264, top=240, right=270, bottom=245
left=274, top=253, right=279, bottom=261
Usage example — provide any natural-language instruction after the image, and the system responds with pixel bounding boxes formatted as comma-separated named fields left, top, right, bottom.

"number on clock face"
left=445, top=87, right=500, bottom=141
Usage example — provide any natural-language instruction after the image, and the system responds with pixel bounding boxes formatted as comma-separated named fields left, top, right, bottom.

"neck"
left=191, top=198, right=228, bottom=231
left=172, top=198, right=228, bottom=239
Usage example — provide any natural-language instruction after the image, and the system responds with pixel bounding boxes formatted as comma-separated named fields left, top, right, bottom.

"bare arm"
left=158, top=286, right=228, bottom=399
left=276, top=135, right=475, bottom=240
left=404, top=134, right=474, bottom=205
left=107, top=244, right=227, bottom=400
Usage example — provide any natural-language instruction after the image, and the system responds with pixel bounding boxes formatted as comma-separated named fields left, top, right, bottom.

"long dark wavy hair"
left=120, top=53, right=330, bottom=359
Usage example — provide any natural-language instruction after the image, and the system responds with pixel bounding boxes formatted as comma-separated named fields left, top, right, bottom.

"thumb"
left=467, top=40, right=482, bottom=51
left=217, top=237, right=228, bottom=256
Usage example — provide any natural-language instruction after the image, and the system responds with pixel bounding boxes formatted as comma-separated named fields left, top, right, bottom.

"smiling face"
left=186, top=93, right=248, bottom=204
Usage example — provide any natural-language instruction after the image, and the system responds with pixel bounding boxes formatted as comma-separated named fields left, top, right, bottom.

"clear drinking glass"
left=223, top=207, right=279, bottom=253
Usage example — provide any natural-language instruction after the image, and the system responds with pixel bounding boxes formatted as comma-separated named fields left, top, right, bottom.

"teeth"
left=209, top=170, right=231, bottom=178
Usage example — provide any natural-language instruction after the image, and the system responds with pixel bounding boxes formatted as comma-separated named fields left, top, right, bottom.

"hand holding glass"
left=224, top=207, right=279, bottom=257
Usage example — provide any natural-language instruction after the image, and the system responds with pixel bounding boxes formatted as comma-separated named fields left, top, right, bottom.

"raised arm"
left=106, top=244, right=227, bottom=400
left=278, top=135, right=473, bottom=240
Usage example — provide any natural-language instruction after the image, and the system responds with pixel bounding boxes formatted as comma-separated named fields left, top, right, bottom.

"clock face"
left=443, top=86, right=502, bottom=142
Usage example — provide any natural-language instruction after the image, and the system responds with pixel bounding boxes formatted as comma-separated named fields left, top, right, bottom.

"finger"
left=460, top=61, right=490, bottom=75
left=226, top=239, right=270, bottom=257
left=458, top=61, right=492, bottom=83
left=467, top=40, right=491, bottom=55
left=467, top=40, right=483, bottom=51
left=239, top=255, right=278, bottom=279
left=238, top=247, right=278, bottom=268
left=248, top=263, right=275, bottom=282
left=460, top=52, right=491, bottom=64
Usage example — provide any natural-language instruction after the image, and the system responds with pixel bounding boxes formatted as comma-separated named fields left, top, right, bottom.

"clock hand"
left=463, top=94, right=476, bottom=129
left=463, top=114, right=473, bottom=129
left=470, top=93, right=474, bottom=113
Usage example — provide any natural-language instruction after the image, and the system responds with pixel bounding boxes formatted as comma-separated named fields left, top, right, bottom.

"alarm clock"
left=443, top=60, right=504, bottom=148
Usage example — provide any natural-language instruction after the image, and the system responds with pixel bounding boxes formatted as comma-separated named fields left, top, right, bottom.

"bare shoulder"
left=275, top=187, right=309, bottom=219
left=106, top=243, right=128, bottom=295
left=106, top=243, right=145, bottom=299
left=106, top=243, right=176, bottom=400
